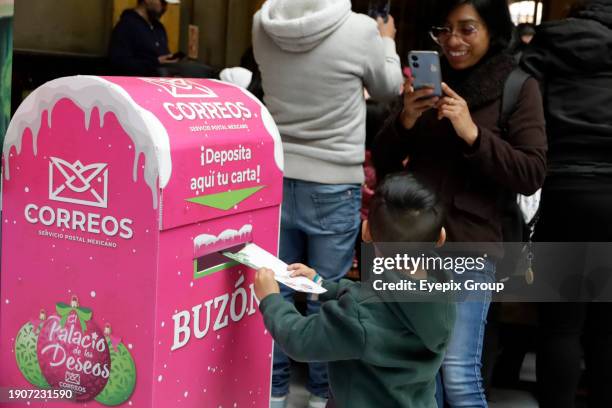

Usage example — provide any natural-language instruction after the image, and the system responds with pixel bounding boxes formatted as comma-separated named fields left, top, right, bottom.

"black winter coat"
left=109, top=10, right=170, bottom=76
left=374, top=53, right=547, bottom=258
left=521, top=0, right=612, bottom=175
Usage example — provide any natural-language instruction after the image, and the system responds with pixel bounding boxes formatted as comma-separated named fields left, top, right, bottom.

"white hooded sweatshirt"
left=253, top=0, right=402, bottom=184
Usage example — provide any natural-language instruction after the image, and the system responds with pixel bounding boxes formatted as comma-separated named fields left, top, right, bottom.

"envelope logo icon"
left=140, top=78, right=218, bottom=98
left=49, top=157, right=109, bottom=208
left=65, top=371, right=81, bottom=385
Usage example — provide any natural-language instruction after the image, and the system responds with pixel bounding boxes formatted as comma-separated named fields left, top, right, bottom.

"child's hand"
left=255, top=268, right=280, bottom=301
left=287, top=264, right=317, bottom=281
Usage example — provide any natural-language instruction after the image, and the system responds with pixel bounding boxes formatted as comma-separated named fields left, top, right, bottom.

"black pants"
left=535, top=175, right=612, bottom=408
left=537, top=302, right=612, bottom=408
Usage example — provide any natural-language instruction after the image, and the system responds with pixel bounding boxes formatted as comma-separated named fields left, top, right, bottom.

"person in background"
left=509, top=23, right=536, bottom=61
left=254, top=172, right=455, bottom=408
left=373, top=0, right=546, bottom=406
left=109, top=0, right=179, bottom=76
left=516, top=22, right=535, bottom=44
left=252, top=0, right=403, bottom=406
left=521, top=1, right=612, bottom=406
left=109, top=0, right=217, bottom=78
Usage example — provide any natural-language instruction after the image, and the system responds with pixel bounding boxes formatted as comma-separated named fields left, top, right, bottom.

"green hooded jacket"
left=259, top=275, right=455, bottom=408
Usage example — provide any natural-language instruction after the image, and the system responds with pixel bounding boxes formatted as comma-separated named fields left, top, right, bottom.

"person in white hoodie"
left=253, top=1, right=403, bottom=407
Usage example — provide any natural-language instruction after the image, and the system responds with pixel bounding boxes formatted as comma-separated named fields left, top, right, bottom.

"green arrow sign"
left=186, top=186, right=265, bottom=210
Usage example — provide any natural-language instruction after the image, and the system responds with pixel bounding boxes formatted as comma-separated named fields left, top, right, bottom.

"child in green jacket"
left=255, top=173, right=456, bottom=408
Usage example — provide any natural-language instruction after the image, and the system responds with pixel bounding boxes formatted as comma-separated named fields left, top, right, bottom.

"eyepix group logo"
left=140, top=78, right=218, bottom=98
left=49, top=157, right=109, bottom=208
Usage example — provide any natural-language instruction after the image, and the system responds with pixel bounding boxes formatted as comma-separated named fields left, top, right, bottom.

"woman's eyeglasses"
left=429, top=24, right=480, bottom=44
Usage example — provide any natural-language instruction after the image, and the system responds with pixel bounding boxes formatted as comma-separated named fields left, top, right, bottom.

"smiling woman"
left=430, top=6, right=490, bottom=70
left=431, top=0, right=513, bottom=69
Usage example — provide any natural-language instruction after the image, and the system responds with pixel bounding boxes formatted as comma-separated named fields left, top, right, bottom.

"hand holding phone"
left=158, top=54, right=177, bottom=64
left=171, top=51, right=186, bottom=60
left=408, top=51, right=442, bottom=97
left=368, top=0, right=391, bottom=22
left=377, top=14, right=396, bottom=39
left=399, top=80, right=439, bottom=130
left=399, top=51, right=443, bottom=129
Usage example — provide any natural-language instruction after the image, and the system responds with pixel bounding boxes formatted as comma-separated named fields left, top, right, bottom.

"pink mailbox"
left=0, top=76, right=284, bottom=407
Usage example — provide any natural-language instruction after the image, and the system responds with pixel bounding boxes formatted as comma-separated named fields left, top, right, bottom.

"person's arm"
left=259, top=292, right=366, bottom=362
left=362, top=16, right=403, bottom=101
left=371, top=104, right=408, bottom=180
left=371, top=71, right=441, bottom=181
left=463, top=78, right=547, bottom=195
left=159, top=25, right=171, bottom=56
left=520, top=26, right=551, bottom=81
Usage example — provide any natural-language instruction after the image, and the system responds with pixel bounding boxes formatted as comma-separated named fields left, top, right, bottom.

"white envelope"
left=223, top=243, right=327, bottom=295
left=49, top=157, right=108, bottom=208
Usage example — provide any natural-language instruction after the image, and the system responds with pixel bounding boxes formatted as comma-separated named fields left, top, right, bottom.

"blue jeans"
left=272, top=178, right=361, bottom=398
left=436, top=260, right=496, bottom=408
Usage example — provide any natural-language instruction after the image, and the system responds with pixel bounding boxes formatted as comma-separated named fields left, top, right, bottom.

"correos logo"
left=139, top=78, right=218, bottom=98
left=49, top=157, right=108, bottom=208
left=140, top=77, right=253, bottom=122
left=23, top=157, right=134, bottom=240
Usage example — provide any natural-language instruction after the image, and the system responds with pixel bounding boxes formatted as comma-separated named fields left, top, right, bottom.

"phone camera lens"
left=413, top=62, right=420, bottom=68
left=411, top=55, right=418, bottom=61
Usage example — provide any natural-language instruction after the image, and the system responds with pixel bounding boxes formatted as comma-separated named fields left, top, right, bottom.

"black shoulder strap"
left=499, top=68, right=531, bottom=134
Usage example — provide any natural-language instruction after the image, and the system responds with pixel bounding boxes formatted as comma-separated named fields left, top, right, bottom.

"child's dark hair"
left=368, top=172, right=444, bottom=243
left=433, top=0, right=514, bottom=52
